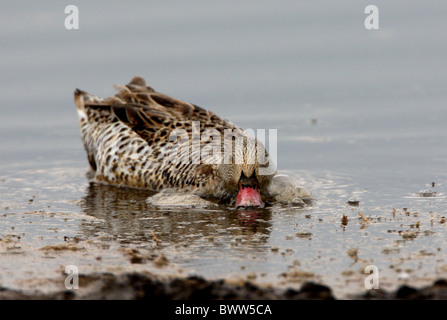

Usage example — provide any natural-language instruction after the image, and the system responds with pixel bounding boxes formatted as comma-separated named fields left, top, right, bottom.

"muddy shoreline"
left=1, top=272, right=446, bottom=300
left=1, top=206, right=447, bottom=301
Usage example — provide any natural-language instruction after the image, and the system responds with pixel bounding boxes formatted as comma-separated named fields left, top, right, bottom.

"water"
left=1, top=1, right=447, bottom=298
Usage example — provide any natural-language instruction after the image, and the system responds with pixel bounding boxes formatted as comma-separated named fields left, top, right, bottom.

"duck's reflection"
left=78, top=182, right=272, bottom=246
left=236, top=210, right=261, bottom=226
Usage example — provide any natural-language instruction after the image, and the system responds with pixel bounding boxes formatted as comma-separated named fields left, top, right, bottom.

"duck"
left=74, top=76, right=277, bottom=208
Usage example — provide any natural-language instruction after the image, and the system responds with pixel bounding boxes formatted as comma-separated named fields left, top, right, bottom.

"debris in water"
left=295, top=231, right=312, bottom=239
left=129, top=249, right=144, bottom=264
left=341, top=214, right=348, bottom=226
left=280, top=268, right=315, bottom=281
left=417, top=190, right=437, bottom=197
left=358, top=212, right=371, bottom=223
left=153, top=254, right=169, bottom=267
left=347, top=248, right=358, bottom=262
left=399, top=230, right=419, bottom=240
left=151, top=231, right=160, bottom=244
left=346, top=198, right=360, bottom=206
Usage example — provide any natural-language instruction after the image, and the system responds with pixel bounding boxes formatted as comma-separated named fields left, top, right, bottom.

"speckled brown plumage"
left=74, top=76, right=276, bottom=204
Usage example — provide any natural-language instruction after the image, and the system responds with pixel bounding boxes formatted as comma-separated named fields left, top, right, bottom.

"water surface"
left=1, top=1, right=447, bottom=298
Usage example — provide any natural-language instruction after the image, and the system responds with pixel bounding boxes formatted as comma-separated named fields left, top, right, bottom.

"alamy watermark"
left=365, top=5, right=379, bottom=30
left=162, top=122, right=277, bottom=176
left=64, top=265, right=79, bottom=290
left=66, top=5, right=380, bottom=31
left=65, top=5, right=79, bottom=30
left=364, top=265, right=379, bottom=289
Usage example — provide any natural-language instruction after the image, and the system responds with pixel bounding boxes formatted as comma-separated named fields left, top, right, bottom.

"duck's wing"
left=110, top=77, right=247, bottom=163
left=111, top=76, right=242, bottom=134
left=77, top=76, right=245, bottom=150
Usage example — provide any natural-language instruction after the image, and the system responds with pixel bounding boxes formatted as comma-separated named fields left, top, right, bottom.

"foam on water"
left=146, top=189, right=219, bottom=208
left=267, top=173, right=313, bottom=206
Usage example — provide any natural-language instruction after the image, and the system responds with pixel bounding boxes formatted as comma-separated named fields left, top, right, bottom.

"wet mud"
left=1, top=271, right=446, bottom=300
left=0, top=272, right=333, bottom=300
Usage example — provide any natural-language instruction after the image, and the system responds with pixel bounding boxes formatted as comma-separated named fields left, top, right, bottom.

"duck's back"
left=74, top=76, right=244, bottom=195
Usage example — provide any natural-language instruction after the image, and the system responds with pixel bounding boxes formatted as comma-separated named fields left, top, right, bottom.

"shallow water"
left=1, top=1, right=447, bottom=298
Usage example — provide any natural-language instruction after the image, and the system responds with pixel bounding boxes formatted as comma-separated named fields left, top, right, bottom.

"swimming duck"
left=74, top=76, right=276, bottom=208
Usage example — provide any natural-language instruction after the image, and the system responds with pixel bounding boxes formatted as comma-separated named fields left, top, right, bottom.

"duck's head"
left=216, top=135, right=276, bottom=208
